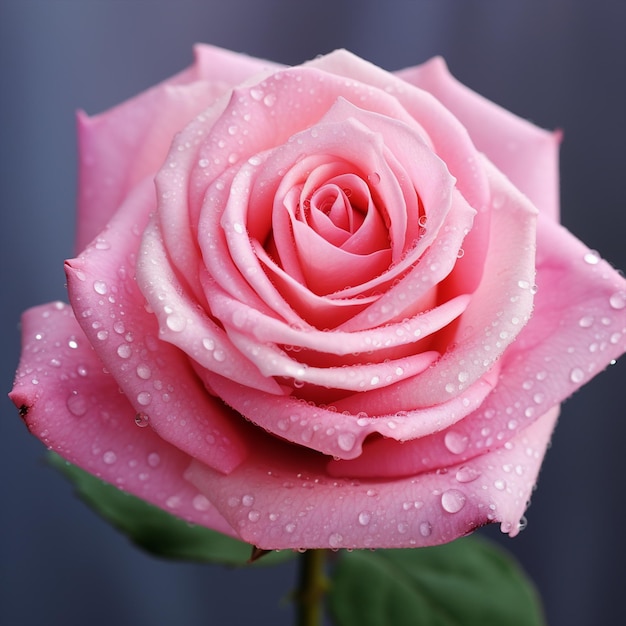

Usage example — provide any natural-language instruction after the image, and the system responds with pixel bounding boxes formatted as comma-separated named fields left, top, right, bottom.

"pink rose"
left=11, top=45, right=626, bottom=550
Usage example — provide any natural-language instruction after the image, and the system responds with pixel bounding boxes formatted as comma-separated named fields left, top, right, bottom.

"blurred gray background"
left=1, top=1, right=624, bottom=624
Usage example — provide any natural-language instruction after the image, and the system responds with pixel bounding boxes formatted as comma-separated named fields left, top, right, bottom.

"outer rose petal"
left=396, top=57, right=561, bottom=219
left=66, top=178, right=248, bottom=474
left=9, top=303, right=236, bottom=536
left=186, top=407, right=558, bottom=549
left=77, top=45, right=281, bottom=251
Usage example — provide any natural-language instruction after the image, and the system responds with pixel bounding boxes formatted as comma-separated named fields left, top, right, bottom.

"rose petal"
left=205, top=273, right=469, bottom=355
left=307, top=50, right=490, bottom=211
left=396, top=56, right=561, bottom=220
left=66, top=179, right=248, bottom=473
left=9, top=303, right=236, bottom=536
left=137, top=216, right=284, bottom=395
left=186, top=406, right=558, bottom=549
left=329, top=206, right=626, bottom=479
left=76, top=44, right=278, bottom=253
left=334, top=157, right=537, bottom=417
left=203, top=364, right=497, bottom=460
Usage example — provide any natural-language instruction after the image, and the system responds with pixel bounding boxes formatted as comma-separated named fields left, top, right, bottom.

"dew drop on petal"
left=419, top=521, right=432, bottom=537
left=166, top=313, right=186, bottom=332
left=117, top=344, right=132, bottom=359
left=570, top=367, right=585, bottom=384
left=134, top=413, right=150, bottom=428
left=103, top=451, right=117, bottom=465
left=136, top=391, right=152, bottom=406
left=441, top=489, right=466, bottom=513
left=147, top=452, right=161, bottom=468
left=609, top=291, right=626, bottom=310
left=337, top=432, right=356, bottom=452
left=455, top=465, right=481, bottom=483
left=444, top=431, right=468, bottom=454
left=136, top=364, right=152, bottom=380
left=93, top=280, right=108, bottom=295
left=328, top=532, right=343, bottom=548
left=578, top=316, right=594, bottom=328
left=66, top=392, right=88, bottom=417
left=357, top=511, right=371, bottom=526
left=192, top=494, right=211, bottom=511
left=583, top=250, right=600, bottom=265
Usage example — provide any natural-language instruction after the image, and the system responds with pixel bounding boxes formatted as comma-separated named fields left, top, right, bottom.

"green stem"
left=296, top=549, right=328, bottom=626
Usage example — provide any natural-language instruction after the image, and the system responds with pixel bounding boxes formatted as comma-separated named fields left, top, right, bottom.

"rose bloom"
left=11, top=46, right=626, bottom=550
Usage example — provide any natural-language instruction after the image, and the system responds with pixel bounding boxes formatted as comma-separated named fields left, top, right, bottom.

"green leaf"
left=328, top=536, right=545, bottom=626
left=48, top=452, right=293, bottom=567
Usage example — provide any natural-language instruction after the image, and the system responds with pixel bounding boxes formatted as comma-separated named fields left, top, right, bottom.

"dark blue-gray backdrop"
left=1, top=2, right=625, bottom=625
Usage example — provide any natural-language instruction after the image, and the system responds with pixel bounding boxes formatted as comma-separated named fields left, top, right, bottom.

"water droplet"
left=583, top=250, right=600, bottom=265
left=202, top=337, right=215, bottom=351
left=103, top=451, right=117, bottom=465
left=263, top=93, right=276, bottom=107
left=242, top=494, right=255, bottom=507
left=136, top=364, right=152, bottom=380
left=213, top=349, right=226, bottom=362
left=578, top=315, right=594, bottom=328
left=441, top=489, right=466, bottom=513
left=117, top=344, right=132, bottom=359
left=136, top=391, right=152, bottom=406
left=569, top=367, right=585, bottom=383
left=247, top=510, right=260, bottom=522
left=134, top=413, right=150, bottom=428
left=367, top=172, right=381, bottom=185
left=147, top=452, right=161, bottom=467
left=455, top=465, right=481, bottom=483
left=328, top=532, right=343, bottom=548
left=337, top=432, right=356, bottom=452
left=444, top=431, right=469, bottom=454
left=517, top=515, right=528, bottom=532
left=93, top=280, right=107, bottom=295
left=357, top=511, right=371, bottom=526
left=609, top=291, right=626, bottom=310
left=96, top=330, right=109, bottom=341
left=192, top=494, right=211, bottom=511
left=66, top=391, right=87, bottom=417
left=166, top=496, right=181, bottom=509
left=166, top=313, right=186, bottom=332
left=419, top=521, right=432, bottom=537
left=494, top=479, right=506, bottom=491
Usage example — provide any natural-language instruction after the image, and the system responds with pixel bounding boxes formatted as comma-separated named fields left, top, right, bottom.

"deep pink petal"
left=9, top=303, right=236, bottom=536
